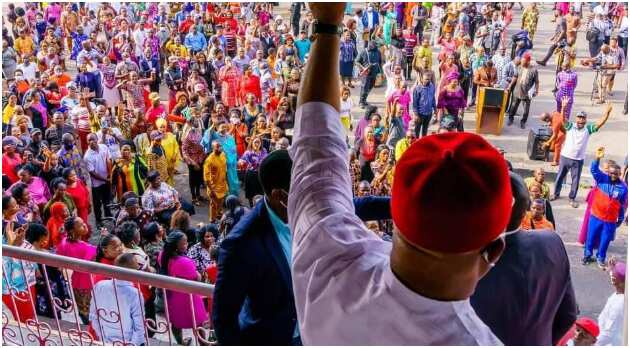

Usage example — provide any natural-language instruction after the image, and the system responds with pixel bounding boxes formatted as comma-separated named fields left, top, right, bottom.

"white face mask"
left=367, top=6, right=374, bottom=12
left=15, top=75, right=24, bottom=81
left=230, top=117, right=240, bottom=124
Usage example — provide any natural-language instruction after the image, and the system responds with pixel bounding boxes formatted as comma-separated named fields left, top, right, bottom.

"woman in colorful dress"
left=56, top=216, right=96, bottom=324
left=155, top=118, right=181, bottom=186
left=229, top=109, right=249, bottom=158
left=99, top=56, right=120, bottom=115
left=239, top=64, right=262, bottom=105
left=386, top=80, right=412, bottom=130
left=437, top=73, right=467, bottom=131
left=339, top=30, right=358, bottom=88
left=521, top=3, right=539, bottom=41
left=181, top=117, right=207, bottom=206
left=159, top=231, right=208, bottom=345
left=214, top=123, right=240, bottom=197
left=62, top=168, right=92, bottom=237
left=438, top=53, right=460, bottom=92
left=117, top=71, right=152, bottom=114
left=218, top=57, right=242, bottom=109
left=242, top=92, right=265, bottom=130
left=111, top=143, right=149, bottom=201
left=239, top=136, right=268, bottom=203
left=554, top=61, right=578, bottom=119
left=370, top=145, right=394, bottom=196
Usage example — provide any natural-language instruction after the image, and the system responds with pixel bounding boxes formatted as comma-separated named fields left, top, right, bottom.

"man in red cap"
left=507, top=51, right=539, bottom=129
left=558, top=317, right=600, bottom=346
left=288, top=3, right=511, bottom=345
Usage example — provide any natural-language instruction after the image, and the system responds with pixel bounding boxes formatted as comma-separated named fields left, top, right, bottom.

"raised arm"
left=296, top=4, right=344, bottom=110
left=594, top=102, right=613, bottom=131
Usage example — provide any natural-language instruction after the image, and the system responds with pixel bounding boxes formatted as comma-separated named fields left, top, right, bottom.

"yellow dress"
left=161, top=132, right=181, bottom=185
left=521, top=7, right=539, bottom=39
left=203, top=152, right=228, bottom=221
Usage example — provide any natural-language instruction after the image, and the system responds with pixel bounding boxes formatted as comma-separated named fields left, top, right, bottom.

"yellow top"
left=3, top=104, right=15, bottom=125
left=203, top=152, right=228, bottom=199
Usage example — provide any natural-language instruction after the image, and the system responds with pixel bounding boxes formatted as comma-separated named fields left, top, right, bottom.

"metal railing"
left=2, top=245, right=215, bottom=346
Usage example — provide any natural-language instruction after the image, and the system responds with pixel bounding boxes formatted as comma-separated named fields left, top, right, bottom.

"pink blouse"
left=56, top=238, right=97, bottom=290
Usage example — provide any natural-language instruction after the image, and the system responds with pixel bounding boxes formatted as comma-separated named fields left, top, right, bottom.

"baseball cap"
left=576, top=111, right=587, bottom=118
left=30, top=128, right=42, bottom=136
left=391, top=132, right=513, bottom=253
left=66, top=82, right=77, bottom=90
left=575, top=317, right=599, bottom=338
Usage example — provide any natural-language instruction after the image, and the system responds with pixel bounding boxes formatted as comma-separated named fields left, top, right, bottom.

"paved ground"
left=2, top=1, right=626, bottom=338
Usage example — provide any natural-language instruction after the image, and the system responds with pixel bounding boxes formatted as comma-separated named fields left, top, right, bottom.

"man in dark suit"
left=470, top=172, right=578, bottom=345
left=213, top=150, right=391, bottom=345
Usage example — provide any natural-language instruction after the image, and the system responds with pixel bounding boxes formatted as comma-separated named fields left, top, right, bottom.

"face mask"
left=15, top=75, right=24, bottom=81
left=230, top=117, right=240, bottom=124
left=367, top=6, right=374, bottom=12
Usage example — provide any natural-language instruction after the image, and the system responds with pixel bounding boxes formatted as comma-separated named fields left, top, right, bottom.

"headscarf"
left=446, top=70, right=460, bottom=82
left=46, top=202, right=67, bottom=249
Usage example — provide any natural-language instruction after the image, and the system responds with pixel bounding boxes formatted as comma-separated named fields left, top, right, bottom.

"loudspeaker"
left=527, top=126, right=552, bottom=161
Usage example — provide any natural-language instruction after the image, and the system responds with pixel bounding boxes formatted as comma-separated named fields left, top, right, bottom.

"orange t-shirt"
left=51, top=74, right=72, bottom=88
left=551, top=111, right=566, bottom=139
left=520, top=212, right=554, bottom=231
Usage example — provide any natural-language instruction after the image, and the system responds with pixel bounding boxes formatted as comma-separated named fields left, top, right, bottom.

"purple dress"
left=437, top=87, right=467, bottom=116
left=163, top=255, right=209, bottom=329
left=555, top=70, right=577, bottom=119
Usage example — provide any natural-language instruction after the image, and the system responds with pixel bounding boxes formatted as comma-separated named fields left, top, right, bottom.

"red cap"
left=575, top=317, right=600, bottom=338
left=522, top=52, right=532, bottom=61
left=391, top=132, right=512, bottom=253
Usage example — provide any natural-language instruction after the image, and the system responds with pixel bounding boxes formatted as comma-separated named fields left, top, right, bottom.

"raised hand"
left=596, top=146, right=605, bottom=159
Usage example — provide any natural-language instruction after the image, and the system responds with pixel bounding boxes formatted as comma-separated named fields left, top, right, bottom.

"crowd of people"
left=1, top=1, right=628, bottom=346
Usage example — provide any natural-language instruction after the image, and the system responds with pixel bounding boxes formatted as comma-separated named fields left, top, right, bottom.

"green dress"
left=383, top=11, right=398, bottom=46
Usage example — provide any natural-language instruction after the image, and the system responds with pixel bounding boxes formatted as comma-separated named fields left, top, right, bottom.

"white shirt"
left=340, top=97, right=354, bottom=120
left=84, top=144, right=111, bottom=187
left=17, top=62, right=37, bottom=81
left=596, top=293, right=624, bottom=346
left=560, top=122, right=597, bottom=161
left=97, top=128, right=123, bottom=160
left=288, top=102, right=503, bottom=345
left=89, top=280, right=146, bottom=345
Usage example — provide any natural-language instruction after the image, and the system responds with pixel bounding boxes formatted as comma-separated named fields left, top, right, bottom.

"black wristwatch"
left=312, top=21, right=343, bottom=37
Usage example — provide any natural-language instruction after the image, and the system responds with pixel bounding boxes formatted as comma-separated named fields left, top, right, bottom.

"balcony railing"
left=2, top=245, right=215, bottom=346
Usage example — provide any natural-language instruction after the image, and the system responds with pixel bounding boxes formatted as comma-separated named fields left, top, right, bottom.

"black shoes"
left=581, top=257, right=594, bottom=265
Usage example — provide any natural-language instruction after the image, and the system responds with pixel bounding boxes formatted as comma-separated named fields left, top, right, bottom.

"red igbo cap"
left=522, top=52, right=532, bottom=61
left=575, top=317, right=599, bottom=338
left=391, top=132, right=512, bottom=253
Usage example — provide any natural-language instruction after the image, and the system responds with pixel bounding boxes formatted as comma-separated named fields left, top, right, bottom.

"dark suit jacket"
left=470, top=229, right=578, bottom=346
left=212, top=196, right=391, bottom=345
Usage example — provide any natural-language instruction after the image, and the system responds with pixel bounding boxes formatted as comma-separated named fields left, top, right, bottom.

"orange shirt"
left=51, top=73, right=72, bottom=88
left=550, top=111, right=566, bottom=142
left=520, top=212, right=555, bottom=231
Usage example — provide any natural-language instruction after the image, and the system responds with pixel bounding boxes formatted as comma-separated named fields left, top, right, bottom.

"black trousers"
left=508, top=95, right=531, bottom=124
left=539, top=43, right=559, bottom=64
left=91, top=183, right=112, bottom=223
left=553, top=156, right=583, bottom=200
left=403, top=56, right=414, bottom=80
left=187, top=164, right=203, bottom=199
left=589, top=39, right=603, bottom=58
left=360, top=75, right=377, bottom=104
left=415, top=114, right=432, bottom=137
